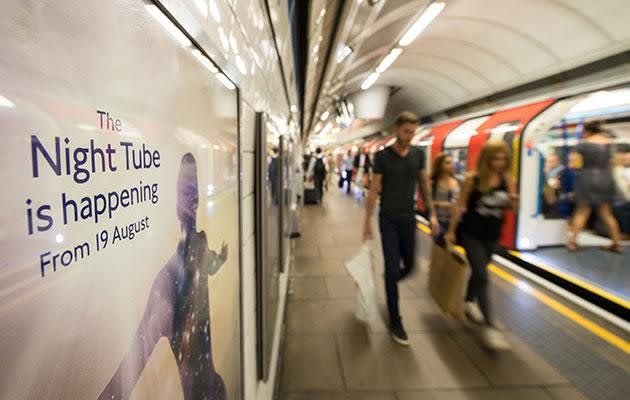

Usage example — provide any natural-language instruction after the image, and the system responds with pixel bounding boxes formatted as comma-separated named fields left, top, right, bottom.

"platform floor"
left=277, top=189, right=630, bottom=400
left=520, top=246, right=629, bottom=302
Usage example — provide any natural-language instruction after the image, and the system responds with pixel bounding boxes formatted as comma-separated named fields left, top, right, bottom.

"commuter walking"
left=445, top=140, right=518, bottom=350
left=363, top=112, right=438, bottom=346
left=325, top=152, right=336, bottom=190
left=342, top=150, right=354, bottom=194
left=306, top=147, right=327, bottom=202
left=430, top=153, right=460, bottom=246
left=567, top=121, right=623, bottom=253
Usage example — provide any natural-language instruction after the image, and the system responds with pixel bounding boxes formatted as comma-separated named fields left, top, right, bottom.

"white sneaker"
left=465, top=302, right=485, bottom=324
left=482, top=327, right=511, bottom=351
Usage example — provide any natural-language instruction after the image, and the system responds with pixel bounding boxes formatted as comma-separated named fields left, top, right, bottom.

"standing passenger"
left=342, top=150, right=354, bottom=194
left=445, top=140, right=518, bottom=350
left=567, top=121, right=623, bottom=253
left=430, top=153, right=460, bottom=246
left=312, top=147, right=327, bottom=201
left=363, top=112, right=438, bottom=346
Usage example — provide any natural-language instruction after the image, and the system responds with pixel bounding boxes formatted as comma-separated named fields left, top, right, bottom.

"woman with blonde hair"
left=445, top=140, right=518, bottom=350
left=430, top=153, right=460, bottom=245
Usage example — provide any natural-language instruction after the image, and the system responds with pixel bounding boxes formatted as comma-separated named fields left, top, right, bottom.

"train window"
left=535, top=87, right=630, bottom=231
left=441, top=116, right=489, bottom=182
left=488, top=121, right=521, bottom=141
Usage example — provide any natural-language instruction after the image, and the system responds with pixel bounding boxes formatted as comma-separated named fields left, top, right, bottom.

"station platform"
left=277, top=189, right=630, bottom=400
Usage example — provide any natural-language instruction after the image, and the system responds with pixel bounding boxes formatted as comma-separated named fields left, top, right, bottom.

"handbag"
left=428, top=242, right=470, bottom=319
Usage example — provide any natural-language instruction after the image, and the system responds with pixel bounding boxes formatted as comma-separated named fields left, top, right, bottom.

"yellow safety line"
left=509, top=250, right=630, bottom=309
left=488, top=263, right=630, bottom=354
left=417, top=223, right=431, bottom=234
left=416, top=223, right=630, bottom=354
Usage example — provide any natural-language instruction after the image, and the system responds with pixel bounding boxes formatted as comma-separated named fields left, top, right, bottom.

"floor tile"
left=293, top=257, right=348, bottom=276
left=337, top=333, right=489, bottom=390
left=289, top=277, right=329, bottom=299
left=320, top=245, right=361, bottom=260
left=294, top=246, right=322, bottom=258
left=325, top=277, right=360, bottom=299
left=280, top=335, right=344, bottom=391
left=398, top=299, right=463, bottom=333
left=280, top=392, right=397, bottom=400
left=396, top=388, right=554, bottom=400
left=452, top=331, right=569, bottom=386
left=544, top=386, right=590, bottom=400
left=286, top=300, right=388, bottom=334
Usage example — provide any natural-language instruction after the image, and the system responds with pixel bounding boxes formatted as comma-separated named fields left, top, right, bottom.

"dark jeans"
left=314, top=174, right=325, bottom=200
left=379, top=214, right=416, bottom=325
left=460, top=232, right=496, bottom=326
left=344, top=169, right=353, bottom=193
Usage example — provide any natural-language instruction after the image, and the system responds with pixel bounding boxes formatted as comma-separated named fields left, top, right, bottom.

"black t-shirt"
left=461, top=176, right=510, bottom=241
left=373, top=146, right=425, bottom=219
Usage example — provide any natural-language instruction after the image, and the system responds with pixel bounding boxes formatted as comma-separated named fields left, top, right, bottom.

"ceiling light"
left=192, top=49, right=218, bottom=73
left=230, top=35, right=239, bottom=54
left=235, top=55, right=247, bottom=75
left=0, top=95, right=16, bottom=108
left=361, top=72, right=380, bottom=90
left=398, top=2, right=445, bottom=46
left=376, top=48, right=403, bottom=73
left=336, top=45, right=353, bottom=63
left=208, top=0, right=221, bottom=23
left=145, top=4, right=192, bottom=48
left=570, top=89, right=630, bottom=113
left=320, top=111, right=330, bottom=121
left=218, top=27, right=229, bottom=51
left=193, top=0, right=208, bottom=18
left=215, top=73, right=236, bottom=90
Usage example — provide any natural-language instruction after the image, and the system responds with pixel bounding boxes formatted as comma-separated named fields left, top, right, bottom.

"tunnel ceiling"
left=305, top=0, right=630, bottom=137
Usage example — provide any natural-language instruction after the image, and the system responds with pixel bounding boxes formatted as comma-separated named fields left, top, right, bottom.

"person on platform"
left=430, top=153, right=460, bottom=246
left=363, top=111, right=438, bottom=347
left=445, top=140, right=519, bottom=350
left=567, top=121, right=623, bottom=253
left=306, top=147, right=327, bottom=201
left=342, top=149, right=354, bottom=194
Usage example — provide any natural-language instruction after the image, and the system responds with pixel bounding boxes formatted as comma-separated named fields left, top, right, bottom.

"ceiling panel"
left=305, top=0, right=630, bottom=141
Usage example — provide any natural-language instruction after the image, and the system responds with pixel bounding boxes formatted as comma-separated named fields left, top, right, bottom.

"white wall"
left=159, top=1, right=298, bottom=399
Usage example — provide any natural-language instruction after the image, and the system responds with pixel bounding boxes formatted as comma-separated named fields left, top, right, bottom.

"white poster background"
left=0, top=1, right=240, bottom=399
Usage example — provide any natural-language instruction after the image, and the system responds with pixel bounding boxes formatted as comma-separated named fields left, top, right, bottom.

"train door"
left=520, top=88, right=630, bottom=249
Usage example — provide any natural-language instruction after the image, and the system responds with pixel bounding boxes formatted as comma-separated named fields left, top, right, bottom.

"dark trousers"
left=379, top=215, right=416, bottom=325
left=314, top=173, right=325, bottom=200
left=460, top=233, right=496, bottom=326
left=344, top=169, right=353, bottom=193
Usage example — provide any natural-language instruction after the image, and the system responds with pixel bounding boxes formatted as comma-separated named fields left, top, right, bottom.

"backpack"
left=314, top=157, right=326, bottom=175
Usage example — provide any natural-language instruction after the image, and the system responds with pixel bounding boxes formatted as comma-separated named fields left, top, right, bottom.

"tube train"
left=334, top=85, right=630, bottom=250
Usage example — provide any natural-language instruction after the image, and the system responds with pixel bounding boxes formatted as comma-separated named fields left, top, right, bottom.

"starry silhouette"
left=99, top=153, right=228, bottom=400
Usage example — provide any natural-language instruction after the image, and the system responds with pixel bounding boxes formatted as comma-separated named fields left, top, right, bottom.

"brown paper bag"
left=428, top=243, right=471, bottom=319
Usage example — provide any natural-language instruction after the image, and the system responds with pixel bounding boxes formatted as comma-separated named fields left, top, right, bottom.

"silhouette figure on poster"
left=99, top=153, right=228, bottom=400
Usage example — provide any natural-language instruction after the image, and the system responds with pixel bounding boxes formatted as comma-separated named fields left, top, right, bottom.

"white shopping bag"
left=344, top=242, right=379, bottom=324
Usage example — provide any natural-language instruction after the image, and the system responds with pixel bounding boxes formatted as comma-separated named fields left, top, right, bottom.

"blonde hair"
left=476, top=140, right=511, bottom=192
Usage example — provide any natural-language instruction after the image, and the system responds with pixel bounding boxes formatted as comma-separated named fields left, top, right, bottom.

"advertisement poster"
left=0, top=1, right=241, bottom=399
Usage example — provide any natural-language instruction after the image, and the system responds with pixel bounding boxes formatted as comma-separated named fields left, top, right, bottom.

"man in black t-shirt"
left=363, top=112, right=437, bottom=346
